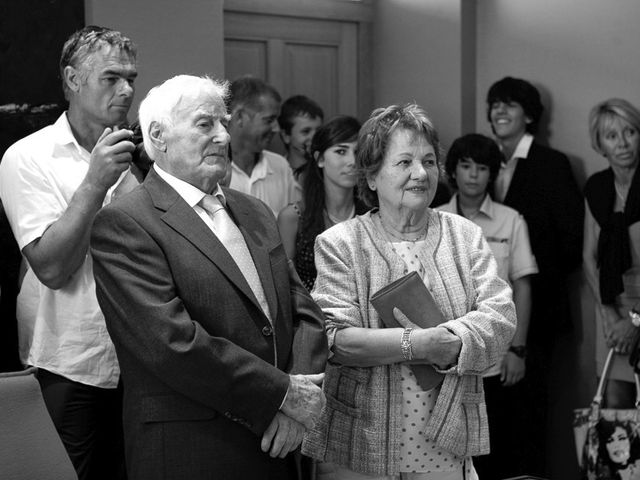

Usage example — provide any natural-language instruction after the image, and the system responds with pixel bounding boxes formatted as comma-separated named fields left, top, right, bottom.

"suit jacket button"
left=262, top=326, right=273, bottom=336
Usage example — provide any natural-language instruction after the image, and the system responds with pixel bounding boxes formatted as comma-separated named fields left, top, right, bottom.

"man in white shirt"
left=227, top=76, right=301, bottom=216
left=0, top=26, right=138, bottom=480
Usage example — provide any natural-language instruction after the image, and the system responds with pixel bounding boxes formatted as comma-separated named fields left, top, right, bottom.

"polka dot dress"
left=393, top=240, right=465, bottom=476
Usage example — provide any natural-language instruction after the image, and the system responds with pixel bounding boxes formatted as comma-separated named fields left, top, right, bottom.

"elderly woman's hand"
left=393, top=307, right=461, bottom=369
left=414, top=328, right=462, bottom=369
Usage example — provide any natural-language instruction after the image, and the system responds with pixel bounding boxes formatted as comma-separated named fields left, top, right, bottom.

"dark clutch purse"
left=370, top=271, right=445, bottom=390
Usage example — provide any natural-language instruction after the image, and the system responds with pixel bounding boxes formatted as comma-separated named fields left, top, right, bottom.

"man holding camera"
left=0, top=26, right=138, bottom=480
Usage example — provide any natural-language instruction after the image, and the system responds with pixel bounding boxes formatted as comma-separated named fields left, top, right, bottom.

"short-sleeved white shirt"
left=0, top=113, right=123, bottom=388
left=437, top=194, right=538, bottom=377
left=228, top=150, right=300, bottom=216
left=437, top=194, right=537, bottom=284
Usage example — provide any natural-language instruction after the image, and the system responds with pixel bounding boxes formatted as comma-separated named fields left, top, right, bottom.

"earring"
left=369, top=183, right=376, bottom=191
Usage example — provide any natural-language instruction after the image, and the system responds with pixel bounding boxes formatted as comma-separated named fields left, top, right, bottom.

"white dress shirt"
left=0, top=113, right=129, bottom=387
left=154, top=164, right=272, bottom=322
left=494, top=133, right=534, bottom=202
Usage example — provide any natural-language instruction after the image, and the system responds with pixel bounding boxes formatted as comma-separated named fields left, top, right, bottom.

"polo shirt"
left=228, top=150, right=300, bottom=216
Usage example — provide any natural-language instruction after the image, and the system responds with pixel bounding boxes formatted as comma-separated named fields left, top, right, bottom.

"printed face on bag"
left=607, top=426, right=631, bottom=465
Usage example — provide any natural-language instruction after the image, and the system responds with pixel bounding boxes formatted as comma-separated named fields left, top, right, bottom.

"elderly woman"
left=302, top=104, right=516, bottom=479
left=584, top=99, right=640, bottom=408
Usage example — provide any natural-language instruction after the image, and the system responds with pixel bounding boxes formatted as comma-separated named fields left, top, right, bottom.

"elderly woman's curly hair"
left=356, top=104, right=442, bottom=208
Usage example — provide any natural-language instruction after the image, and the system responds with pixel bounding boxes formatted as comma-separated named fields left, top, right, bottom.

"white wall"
left=85, top=0, right=225, bottom=117
left=475, top=0, right=640, bottom=185
left=372, top=0, right=463, bottom=149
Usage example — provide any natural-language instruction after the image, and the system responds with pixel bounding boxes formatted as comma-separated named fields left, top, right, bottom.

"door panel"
left=224, top=39, right=268, bottom=81
left=284, top=43, right=338, bottom=116
left=224, top=11, right=358, bottom=120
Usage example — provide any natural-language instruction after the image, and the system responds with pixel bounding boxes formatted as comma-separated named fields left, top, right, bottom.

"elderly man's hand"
left=260, top=412, right=305, bottom=458
left=86, top=127, right=135, bottom=191
left=281, top=373, right=325, bottom=429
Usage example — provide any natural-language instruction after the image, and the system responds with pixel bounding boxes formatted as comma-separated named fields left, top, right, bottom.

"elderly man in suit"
left=90, top=74, right=328, bottom=480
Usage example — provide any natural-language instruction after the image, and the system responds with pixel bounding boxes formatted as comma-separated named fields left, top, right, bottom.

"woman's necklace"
left=614, top=181, right=629, bottom=209
left=378, top=212, right=428, bottom=243
left=325, top=204, right=356, bottom=225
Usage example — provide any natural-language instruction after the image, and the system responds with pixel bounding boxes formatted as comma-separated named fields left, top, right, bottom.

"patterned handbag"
left=573, top=349, right=640, bottom=479
left=629, top=302, right=640, bottom=373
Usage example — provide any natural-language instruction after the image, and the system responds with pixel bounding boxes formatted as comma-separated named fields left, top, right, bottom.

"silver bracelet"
left=401, top=328, right=414, bottom=361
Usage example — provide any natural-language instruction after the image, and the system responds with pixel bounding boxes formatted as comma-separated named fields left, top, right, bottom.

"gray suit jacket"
left=91, top=168, right=327, bottom=480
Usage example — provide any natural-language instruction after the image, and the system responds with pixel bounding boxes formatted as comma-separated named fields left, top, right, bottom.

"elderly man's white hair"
left=138, top=75, right=229, bottom=160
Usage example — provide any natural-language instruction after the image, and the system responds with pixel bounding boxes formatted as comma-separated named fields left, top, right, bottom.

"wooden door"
left=224, top=10, right=362, bottom=121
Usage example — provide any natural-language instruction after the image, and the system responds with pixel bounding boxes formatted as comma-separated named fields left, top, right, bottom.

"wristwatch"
left=508, top=345, right=527, bottom=358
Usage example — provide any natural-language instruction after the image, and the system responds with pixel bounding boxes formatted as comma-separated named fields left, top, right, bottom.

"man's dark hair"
left=486, top=76, right=544, bottom=134
left=445, top=134, right=504, bottom=191
left=227, top=76, right=281, bottom=114
left=278, top=95, right=324, bottom=134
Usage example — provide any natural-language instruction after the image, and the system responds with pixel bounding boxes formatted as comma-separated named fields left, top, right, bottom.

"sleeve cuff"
left=279, top=380, right=290, bottom=410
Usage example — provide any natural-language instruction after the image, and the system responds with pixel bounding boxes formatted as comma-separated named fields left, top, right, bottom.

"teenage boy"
left=278, top=95, right=324, bottom=174
left=437, top=133, right=538, bottom=480
left=485, top=76, right=584, bottom=477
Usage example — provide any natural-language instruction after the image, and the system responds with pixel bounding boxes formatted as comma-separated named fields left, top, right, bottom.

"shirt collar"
left=53, top=112, right=87, bottom=156
left=451, top=193, right=495, bottom=220
left=478, top=193, right=496, bottom=219
left=153, top=164, right=224, bottom=208
left=230, top=151, right=271, bottom=180
left=509, top=132, right=534, bottom=163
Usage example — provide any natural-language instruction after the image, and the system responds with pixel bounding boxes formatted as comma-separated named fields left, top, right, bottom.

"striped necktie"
left=200, top=194, right=272, bottom=324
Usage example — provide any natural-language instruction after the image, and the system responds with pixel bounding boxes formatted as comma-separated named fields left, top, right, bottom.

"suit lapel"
left=144, top=169, right=262, bottom=312
left=226, top=194, right=280, bottom=322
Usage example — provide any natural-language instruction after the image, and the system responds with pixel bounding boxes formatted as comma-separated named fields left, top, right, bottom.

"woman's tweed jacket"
left=302, top=210, right=516, bottom=476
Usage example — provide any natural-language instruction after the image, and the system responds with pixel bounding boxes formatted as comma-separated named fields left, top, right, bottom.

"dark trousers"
left=474, top=344, right=551, bottom=480
left=36, top=369, right=126, bottom=480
